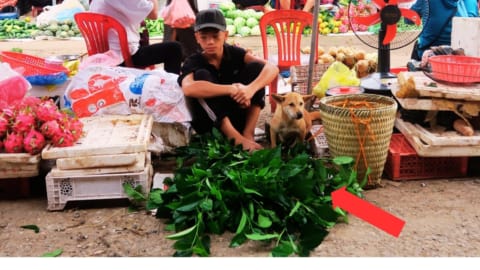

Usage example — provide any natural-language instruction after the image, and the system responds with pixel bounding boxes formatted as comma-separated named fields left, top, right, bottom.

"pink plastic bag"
left=0, top=63, right=31, bottom=110
left=161, top=0, right=195, bottom=29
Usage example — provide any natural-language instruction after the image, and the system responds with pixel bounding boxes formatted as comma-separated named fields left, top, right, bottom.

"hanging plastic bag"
left=161, top=0, right=195, bottom=29
left=313, top=61, right=360, bottom=98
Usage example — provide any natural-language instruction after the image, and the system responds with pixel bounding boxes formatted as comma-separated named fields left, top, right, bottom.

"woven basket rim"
left=319, top=93, right=397, bottom=111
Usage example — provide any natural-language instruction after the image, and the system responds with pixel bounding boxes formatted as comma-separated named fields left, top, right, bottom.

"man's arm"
left=243, top=53, right=279, bottom=93
left=181, top=73, right=239, bottom=98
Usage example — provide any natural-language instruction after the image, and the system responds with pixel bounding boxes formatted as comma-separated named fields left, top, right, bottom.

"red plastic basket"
left=384, top=134, right=468, bottom=181
left=0, top=51, right=69, bottom=77
left=428, top=55, right=480, bottom=84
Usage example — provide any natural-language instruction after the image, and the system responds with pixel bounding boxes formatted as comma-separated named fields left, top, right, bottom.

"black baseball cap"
left=194, top=9, right=226, bottom=32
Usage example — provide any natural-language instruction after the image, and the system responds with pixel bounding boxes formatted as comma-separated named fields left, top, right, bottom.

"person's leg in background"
left=162, top=0, right=200, bottom=61
left=131, top=42, right=182, bottom=74
left=302, top=0, right=314, bottom=12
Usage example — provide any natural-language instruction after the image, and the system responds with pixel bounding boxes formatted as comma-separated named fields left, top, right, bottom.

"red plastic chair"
left=74, top=12, right=137, bottom=68
left=259, top=9, right=318, bottom=112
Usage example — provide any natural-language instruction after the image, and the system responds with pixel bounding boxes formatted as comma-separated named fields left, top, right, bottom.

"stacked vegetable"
left=31, top=19, right=82, bottom=39
left=0, top=97, right=83, bottom=155
left=0, top=18, right=38, bottom=39
left=145, top=18, right=164, bottom=37
left=219, top=1, right=263, bottom=37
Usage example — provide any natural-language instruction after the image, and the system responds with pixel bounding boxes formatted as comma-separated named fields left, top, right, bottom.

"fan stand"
left=360, top=22, right=396, bottom=96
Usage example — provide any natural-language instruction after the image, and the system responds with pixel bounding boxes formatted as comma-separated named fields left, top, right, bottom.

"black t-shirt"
left=178, top=44, right=247, bottom=86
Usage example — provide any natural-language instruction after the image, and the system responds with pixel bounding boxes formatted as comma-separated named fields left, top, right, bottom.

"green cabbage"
left=250, top=25, right=261, bottom=36
left=226, top=24, right=236, bottom=36
left=246, top=17, right=258, bottom=28
left=238, top=26, right=251, bottom=37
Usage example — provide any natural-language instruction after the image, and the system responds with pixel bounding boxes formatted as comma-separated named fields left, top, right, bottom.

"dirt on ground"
left=1, top=35, right=480, bottom=258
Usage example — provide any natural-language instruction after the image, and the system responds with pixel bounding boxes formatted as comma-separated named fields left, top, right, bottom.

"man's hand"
left=230, top=83, right=254, bottom=108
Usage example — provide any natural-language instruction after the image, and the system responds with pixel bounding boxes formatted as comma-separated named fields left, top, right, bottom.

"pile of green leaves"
left=129, top=129, right=365, bottom=257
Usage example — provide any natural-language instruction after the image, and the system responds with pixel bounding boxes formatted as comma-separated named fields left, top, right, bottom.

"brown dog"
left=269, top=92, right=322, bottom=148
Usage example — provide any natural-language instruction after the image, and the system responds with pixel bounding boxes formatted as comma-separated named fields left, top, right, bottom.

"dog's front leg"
left=270, top=129, right=277, bottom=148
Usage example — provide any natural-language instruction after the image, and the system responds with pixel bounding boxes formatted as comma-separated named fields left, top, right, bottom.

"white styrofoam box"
left=452, top=17, right=480, bottom=57
left=45, top=165, right=153, bottom=211
left=42, top=114, right=153, bottom=159
left=56, top=152, right=143, bottom=170
left=50, top=152, right=150, bottom=177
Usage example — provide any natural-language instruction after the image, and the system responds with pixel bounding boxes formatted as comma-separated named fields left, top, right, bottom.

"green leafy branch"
left=125, top=128, right=365, bottom=257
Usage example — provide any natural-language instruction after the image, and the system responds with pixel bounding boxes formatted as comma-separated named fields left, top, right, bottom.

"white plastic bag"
left=36, top=0, right=85, bottom=26
left=64, top=66, right=191, bottom=123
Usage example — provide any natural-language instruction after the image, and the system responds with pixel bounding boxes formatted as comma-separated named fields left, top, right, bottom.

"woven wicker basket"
left=291, top=63, right=330, bottom=95
left=319, top=94, right=398, bottom=188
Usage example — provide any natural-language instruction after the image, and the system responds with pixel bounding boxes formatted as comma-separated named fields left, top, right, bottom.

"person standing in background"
left=162, top=0, right=200, bottom=61
left=278, top=0, right=315, bottom=11
left=89, top=0, right=182, bottom=73
left=410, top=0, right=478, bottom=60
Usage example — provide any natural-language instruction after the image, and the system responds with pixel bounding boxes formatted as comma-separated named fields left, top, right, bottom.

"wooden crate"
left=0, top=153, right=41, bottom=179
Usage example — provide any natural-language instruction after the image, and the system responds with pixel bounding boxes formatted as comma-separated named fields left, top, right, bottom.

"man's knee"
left=240, top=61, right=264, bottom=84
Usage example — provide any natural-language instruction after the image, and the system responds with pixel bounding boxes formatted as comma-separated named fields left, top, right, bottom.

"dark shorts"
left=186, top=61, right=266, bottom=134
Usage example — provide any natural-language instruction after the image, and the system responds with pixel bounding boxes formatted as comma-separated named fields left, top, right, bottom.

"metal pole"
left=306, top=0, right=320, bottom=95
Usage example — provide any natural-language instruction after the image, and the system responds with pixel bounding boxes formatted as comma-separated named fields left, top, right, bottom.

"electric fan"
left=348, top=0, right=426, bottom=95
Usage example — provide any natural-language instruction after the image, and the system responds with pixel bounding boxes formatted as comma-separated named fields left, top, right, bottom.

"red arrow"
left=332, top=187, right=405, bottom=237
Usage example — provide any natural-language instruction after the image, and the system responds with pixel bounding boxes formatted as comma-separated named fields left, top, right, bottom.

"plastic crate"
left=290, top=63, right=330, bottom=95
left=45, top=165, right=153, bottom=211
left=384, top=133, right=468, bottom=181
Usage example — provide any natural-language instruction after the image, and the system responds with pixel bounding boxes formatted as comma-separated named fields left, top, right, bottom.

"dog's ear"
left=302, top=94, right=316, bottom=102
left=271, top=94, right=285, bottom=104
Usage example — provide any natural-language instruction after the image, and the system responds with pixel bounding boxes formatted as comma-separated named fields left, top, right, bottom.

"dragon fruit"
left=40, top=120, right=61, bottom=139
left=23, top=128, right=46, bottom=155
left=12, top=112, right=36, bottom=134
left=0, top=114, right=8, bottom=138
left=17, top=96, right=41, bottom=110
left=4, top=132, right=24, bottom=153
left=60, top=117, right=84, bottom=141
left=35, top=99, right=62, bottom=122
left=52, top=129, right=75, bottom=147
